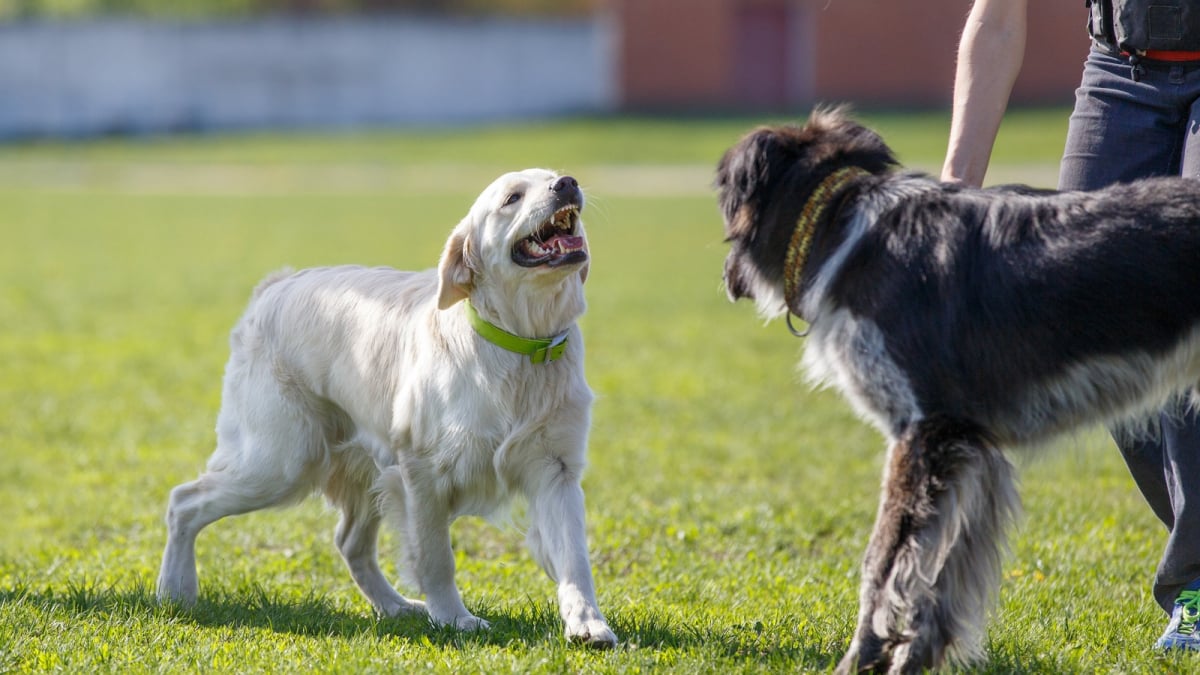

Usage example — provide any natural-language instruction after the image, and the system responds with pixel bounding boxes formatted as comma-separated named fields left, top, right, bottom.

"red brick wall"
left=809, top=1, right=967, bottom=104
left=613, top=0, right=1088, bottom=109
left=612, top=0, right=734, bottom=107
left=1021, top=1, right=1089, bottom=101
left=810, top=0, right=1087, bottom=105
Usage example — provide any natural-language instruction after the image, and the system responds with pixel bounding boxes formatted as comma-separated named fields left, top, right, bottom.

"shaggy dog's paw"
left=835, top=642, right=886, bottom=674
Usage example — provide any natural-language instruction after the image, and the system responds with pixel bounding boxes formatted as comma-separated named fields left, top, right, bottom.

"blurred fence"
left=0, top=16, right=616, bottom=137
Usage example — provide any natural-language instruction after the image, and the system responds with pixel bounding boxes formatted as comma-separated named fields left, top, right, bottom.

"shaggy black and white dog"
left=715, top=108, right=1200, bottom=673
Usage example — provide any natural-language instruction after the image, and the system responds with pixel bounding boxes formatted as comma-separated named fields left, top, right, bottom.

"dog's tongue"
left=516, top=232, right=587, bottom=266
left=548, top=233, right=585, bottom=254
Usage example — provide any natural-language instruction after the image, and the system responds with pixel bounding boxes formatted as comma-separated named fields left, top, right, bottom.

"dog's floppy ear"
left=437, top=223, right=474, bottom=309
left=715, top=126, right=779, bottom=233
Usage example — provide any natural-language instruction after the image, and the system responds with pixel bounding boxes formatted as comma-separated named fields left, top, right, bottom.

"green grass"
left=0, top=108, right=1183, bottom=672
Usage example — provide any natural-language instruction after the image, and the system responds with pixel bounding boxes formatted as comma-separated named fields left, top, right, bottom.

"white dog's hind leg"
left=156, top=476, right=213, bottom=605
left=526, top=457, right=617, bottom=648
left=156, top=462, right=313, bottom=605
left=157, top=382, right=324, bottom=606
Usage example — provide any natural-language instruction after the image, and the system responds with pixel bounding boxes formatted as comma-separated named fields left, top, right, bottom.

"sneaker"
left=1156, top=579, right=1200, bottom=651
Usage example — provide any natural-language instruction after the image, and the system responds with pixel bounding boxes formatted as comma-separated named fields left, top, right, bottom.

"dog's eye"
left=503, top=192, right=522, bottom=207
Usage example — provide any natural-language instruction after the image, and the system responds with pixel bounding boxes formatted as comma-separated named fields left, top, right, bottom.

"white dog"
left=156, top=169, right=616, bottom=647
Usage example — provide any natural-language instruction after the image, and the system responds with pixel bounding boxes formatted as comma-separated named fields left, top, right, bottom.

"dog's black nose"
left=551, top=176, right=578, bottom=193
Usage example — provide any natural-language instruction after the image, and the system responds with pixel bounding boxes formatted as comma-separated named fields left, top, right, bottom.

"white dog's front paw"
left=565, top=619, right=617, bottom=648
left=156, top=574, right=198, bottom=607
left=378, top=597, right=428, bottom=619
left=430, top=610, right=490, bottom=632
left=456, top=614, right=491, bottom=631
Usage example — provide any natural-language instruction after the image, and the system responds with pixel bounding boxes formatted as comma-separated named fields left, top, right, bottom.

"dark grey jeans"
left=1060, top=45, right=1200, bottom=612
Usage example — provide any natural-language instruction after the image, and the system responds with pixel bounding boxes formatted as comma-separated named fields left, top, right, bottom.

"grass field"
left=0, top=108, right=1189, bottom=672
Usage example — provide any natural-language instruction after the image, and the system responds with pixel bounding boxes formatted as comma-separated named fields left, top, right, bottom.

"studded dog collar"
left=783, top=166, right=871, bottom=306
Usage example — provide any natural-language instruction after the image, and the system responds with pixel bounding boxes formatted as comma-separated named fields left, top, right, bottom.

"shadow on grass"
left=1, top=580, right=487, bottom=646
left=609, top=610, right=843, bottom=671
left=0, top=580, right=849, bottom=668
left=975, top=648, right=1094, bottom=675
left=0, top=577, right=1156, bottom=671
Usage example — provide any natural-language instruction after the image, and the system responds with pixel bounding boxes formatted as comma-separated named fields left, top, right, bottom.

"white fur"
left=744, top=182, right=929, bottom=438
left=993, top=322, right=1200, bottom=447
left=803, top=308, right=923, bottom=437
left=156, top=169, right=616, bottom=647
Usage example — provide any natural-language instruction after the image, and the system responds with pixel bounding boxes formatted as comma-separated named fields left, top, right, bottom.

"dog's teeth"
left=523, top=239, right=547, bottom=256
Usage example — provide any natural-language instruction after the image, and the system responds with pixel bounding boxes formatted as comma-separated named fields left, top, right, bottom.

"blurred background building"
left=616, top=0, right=1084, bottom=111
left=0, top=0, right=1086, bottom=137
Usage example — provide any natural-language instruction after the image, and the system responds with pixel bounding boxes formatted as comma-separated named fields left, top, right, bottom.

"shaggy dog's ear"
left=715, top=126, right=775, bottom=232
left=437, top=223, right=474, bottom=309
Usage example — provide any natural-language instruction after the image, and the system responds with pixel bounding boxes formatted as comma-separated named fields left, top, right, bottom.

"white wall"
left=0, top=16, right=616, bottom=137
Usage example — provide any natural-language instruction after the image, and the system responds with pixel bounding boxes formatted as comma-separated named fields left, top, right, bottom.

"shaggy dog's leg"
left=525, top=456, right=617, bottom=648
left=836, top=417, right=1019, bottom=674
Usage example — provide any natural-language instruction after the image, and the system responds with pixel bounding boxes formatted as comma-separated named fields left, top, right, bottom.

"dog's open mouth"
left=512, top=204, right=587, bottom=268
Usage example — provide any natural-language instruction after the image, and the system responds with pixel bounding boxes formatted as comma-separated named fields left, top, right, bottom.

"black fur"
left=716, top=108, right=1200, bottom=673
left=717, top=109, right=898, bottom=305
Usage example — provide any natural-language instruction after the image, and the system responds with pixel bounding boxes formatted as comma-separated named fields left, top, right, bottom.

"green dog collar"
left=464, top=301, right=569, bottom=363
